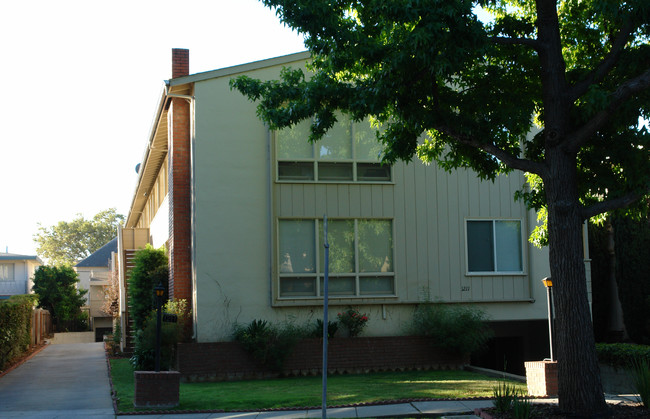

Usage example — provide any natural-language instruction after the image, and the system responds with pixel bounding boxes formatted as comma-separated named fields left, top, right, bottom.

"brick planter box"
left=133, top=371, right=180, bottom=408
left=525, top=360, right=558, bottom=397
left=178, top=336, right=468, bottom=382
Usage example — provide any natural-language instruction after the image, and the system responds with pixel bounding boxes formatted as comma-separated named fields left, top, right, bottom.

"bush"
left=233, top=319, right=307, bottom=371
left=337, top=307, right=368, bottom=337
left=595, top=343, right=650, bottom=369
left=409, top=302, right=493, bottom=355
left=0, top=295, right=36, bottom=370
left=130, top=299, right=191, bottom=371
left=127, top=244, right=168, bottom=332
left=310, top=319, right=339, bottom=338
left=32, top=265, right=86, bottom=331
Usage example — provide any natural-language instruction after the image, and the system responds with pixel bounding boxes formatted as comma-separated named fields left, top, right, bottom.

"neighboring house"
left=0, top=252, right=42, bottom=299
left=118, top=49, right=592, bottom=371
left=75, top=238, right=117, bottom=339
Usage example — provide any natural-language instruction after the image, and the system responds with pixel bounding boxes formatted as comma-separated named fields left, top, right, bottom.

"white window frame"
left=277, top=218, right=395, bottom=299
left=274, top=117, right=392, bottom=184
left=465, top=218, right=525, bottom=276
left=0, top=263, right=15, bottom=281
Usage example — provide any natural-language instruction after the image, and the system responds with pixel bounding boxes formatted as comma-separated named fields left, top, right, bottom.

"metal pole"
left=546, top=285, right=554, bottom=361
left=322, top=215, right=329, bottom=419
left=155, top=293, right=162, bottom=372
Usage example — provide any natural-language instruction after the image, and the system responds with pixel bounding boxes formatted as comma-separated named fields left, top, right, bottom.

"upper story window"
left=0, top=263, right=15, bottom=281
left=276, top=115, right=391, bottom=182
left=278, top=218, right=394, bottom=298
left=466, top=219, right=523, bottom=275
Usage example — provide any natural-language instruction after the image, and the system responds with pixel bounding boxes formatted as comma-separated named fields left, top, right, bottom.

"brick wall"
left=168, top=48, right=192, bottom=303
left=177, top=336, right=468, bottom=382
left=524, top=360, right=558, bottom=396
left=133, top=371, right=180, bottom=408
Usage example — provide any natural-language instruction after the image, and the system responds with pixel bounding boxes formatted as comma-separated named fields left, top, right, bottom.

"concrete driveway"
left=0, top=342, right=115, bottom=418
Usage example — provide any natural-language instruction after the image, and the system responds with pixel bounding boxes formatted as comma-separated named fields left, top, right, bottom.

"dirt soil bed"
left=480, top=401, right=648, bottom=418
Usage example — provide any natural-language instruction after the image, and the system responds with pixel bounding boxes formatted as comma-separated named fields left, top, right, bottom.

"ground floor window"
left=278, top=218, right=394, bottom=298
left=0, top=263, right=14, bottom=281
left=466, top=219, right=523, bottom=274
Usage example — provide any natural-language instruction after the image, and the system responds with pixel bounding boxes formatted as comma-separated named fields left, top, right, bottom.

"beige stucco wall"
left=189, top=57, right=553, bottom=342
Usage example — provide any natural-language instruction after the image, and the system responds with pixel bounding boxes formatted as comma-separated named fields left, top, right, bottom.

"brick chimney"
left=168, top=48, right=192, bottom=304
left=171, top=48, right=189, bottom=78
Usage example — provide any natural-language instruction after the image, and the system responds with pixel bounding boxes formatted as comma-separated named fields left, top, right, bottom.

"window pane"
left=277, top=120, right=313, bottom=159
left=357, top=163, right=391, bottom=181
left=360, top=276, right=394, bottom=295
left=0, top=264, right=14, bottom=281
left=280, top=277, right=316, bottom=297
left=358, top=220, right=393, bottom=272
left=319, top=220, right=354, bottom=273
left=354, top=119, right=383, bottom=161
left=467, top=221, right=495, bottom=272
left=318, top=162, right=353, bottom=181
left=318, top=115, right=352, bottom=160
left=278, top=161, right=314, bottom=180
left=279, top=220, right=315, bottom=274
left=495, top=221, right=523, bottom=272
left=320, top=276, right=355, bottom=296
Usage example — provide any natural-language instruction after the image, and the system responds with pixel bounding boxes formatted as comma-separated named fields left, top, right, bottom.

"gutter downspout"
left=165, top=86, right=198, bottom=341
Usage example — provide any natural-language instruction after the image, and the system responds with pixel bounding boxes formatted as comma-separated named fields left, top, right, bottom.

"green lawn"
left=110, top=358, right=526, bottom=413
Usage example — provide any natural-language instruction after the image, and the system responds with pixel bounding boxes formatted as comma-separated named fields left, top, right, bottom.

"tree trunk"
left=546, top=153, right=608, bottom=416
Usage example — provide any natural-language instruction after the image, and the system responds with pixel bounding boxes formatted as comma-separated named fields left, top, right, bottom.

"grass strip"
left=110, top=358, right=526, bottom=412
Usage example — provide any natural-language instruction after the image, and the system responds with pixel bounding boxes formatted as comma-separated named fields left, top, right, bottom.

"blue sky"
left=0, top=0, right=305, bottom=255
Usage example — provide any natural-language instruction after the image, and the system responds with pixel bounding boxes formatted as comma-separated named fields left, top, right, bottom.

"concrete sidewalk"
left=0, top=342, right=115, bottom=418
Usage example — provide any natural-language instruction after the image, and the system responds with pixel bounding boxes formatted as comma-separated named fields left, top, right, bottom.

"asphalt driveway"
left=0, top=342, right=115, bottom=418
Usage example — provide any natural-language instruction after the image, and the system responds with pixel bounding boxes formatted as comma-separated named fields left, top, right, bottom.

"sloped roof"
left=0, top=253, right=42, bottom=263
left=75, top=237, right=117, bottom=268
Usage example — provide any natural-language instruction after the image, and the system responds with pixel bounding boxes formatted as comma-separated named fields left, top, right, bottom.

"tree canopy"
left=231, top=0, right=649, bottom=415
left=32, top=265, right=87, bottom=331
left=33, top=208, right=124, bottom=266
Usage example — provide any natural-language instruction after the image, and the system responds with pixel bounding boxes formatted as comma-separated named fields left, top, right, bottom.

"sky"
left=0, top=0, right=306, bottom=256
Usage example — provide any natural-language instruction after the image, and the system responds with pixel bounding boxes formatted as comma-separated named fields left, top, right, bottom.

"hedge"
left=0, top=295, right=37, bottom=371
left=596, top=343, right=650, bottom=369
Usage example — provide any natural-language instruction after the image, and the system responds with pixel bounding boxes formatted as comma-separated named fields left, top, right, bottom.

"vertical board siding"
left=274, top=159, right=531, bottom=303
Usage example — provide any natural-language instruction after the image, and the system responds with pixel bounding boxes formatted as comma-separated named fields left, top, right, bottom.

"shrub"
left=233, top=319, right=307, bottom=371
left=127, top=244, right=168, bottom=332
left=310, top=319, right=339, bottom=338
left=0, top=295, right=36, bottom=370
left=130, top=299, right=191, bottom=371
left=492, top=380, right=517, bottom=413
left=511, top=392, right=532, bottom=419
left=595, top=343, right=650, bottom=369
left=337, top=307, right=368, bottom=337
left=409, top=302, right=493, bottom=355
left=32, top=265, right=87, bottom=331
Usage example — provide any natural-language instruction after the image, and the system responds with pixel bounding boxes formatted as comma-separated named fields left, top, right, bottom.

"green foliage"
left=511, top=392, right=532, bottom=419
left=127, top=244, right=168, bottom=332
left=631, top=356, right=650, bottom=408
left=130, top=299, right=191, bottom=371
left=410, top=303, right=493, bottom=355
left=32, top=265, right=87, bottom=331
left=596, top=343, right=650, bottom=369
left=310, top=318, right=339, bottom=338
left=492, top=380, right=517, bottom=413
left=233, top=319, right=307, bottom=371
left=0, top=295, right=37, bottom=371
left=337, top=307, right=369, bottom=337
left=33, top=208, right=124, bottom=265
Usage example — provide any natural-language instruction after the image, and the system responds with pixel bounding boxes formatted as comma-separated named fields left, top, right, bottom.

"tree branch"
left=437, top=125, right=548, bottom=176
left=581, top=188, right=649, bottom=220
left=491, top=36, right=542, bottom=51
left=565, top=68, right=650, bottom=153
left=569, top=19, right=634, bottom=102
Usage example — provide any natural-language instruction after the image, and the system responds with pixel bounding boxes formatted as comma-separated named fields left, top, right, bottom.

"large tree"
left=33, top=208, right=124, bottom=265
left=32, top=265, right=87, bottom=331
left=231, top=0, right=649, bottom=415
